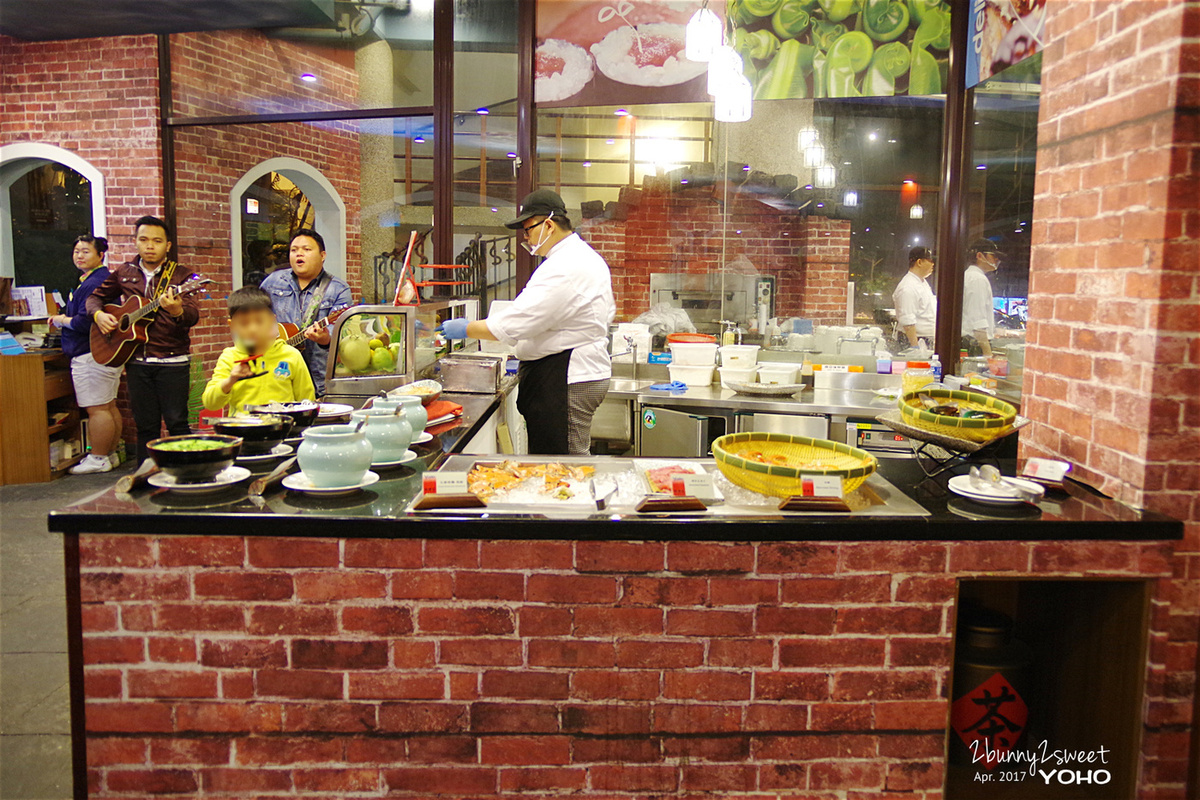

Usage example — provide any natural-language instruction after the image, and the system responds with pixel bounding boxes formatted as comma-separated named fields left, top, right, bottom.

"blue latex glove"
left=439, top=318, right=470, bottom=340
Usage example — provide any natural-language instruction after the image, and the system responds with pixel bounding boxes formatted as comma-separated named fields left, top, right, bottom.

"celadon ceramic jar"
left=297, top=424, right=373, bottom=487
left=396, top=395, right=428, bottom=434
left=350, top=408, right=413, bottom=464
left=368, top=396, right=403, bottom=414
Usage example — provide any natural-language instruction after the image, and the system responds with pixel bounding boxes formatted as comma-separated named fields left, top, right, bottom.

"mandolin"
left=276, top=304, right=353, bottom=349
left=89, top=274, right=214, bottom=367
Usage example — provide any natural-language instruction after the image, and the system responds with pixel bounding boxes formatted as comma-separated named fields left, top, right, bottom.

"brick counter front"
left=69, top=535, right=1185, bottom=798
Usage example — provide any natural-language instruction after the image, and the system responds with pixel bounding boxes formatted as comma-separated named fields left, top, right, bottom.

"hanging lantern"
left=707, top=45, right=743, bottom=97
left=815, top=163, right=836, bottom=188
left=714, top=74, right=753, bottom=122
left=842, top=190, right=858, bottom=207
left=797, top=127, right=819, bottom=151
left=910, top=203, right=925, bottom=219
left=803, top=143, right=826, bottom=169
left=685, top=6, right=723, bottom=62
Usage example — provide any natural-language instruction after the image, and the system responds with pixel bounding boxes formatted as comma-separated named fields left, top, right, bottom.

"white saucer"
left=948, top=474, right=1044, bottom=506
left=414, top=431, right=433, bottom=444
left=317, top=403, right=354, bottom=418
left=373, top=450, right=419, bottom=469
left=149, top=466, right=252, bottom=494
left=283, top=470, right=380, bottom=496
left=236, top=443, right=294, bottom=463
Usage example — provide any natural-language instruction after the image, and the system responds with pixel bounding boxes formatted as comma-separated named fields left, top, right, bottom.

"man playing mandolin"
left=260, top=229, right=352, bottom=397
left=87, top=216, right=201, bottom=463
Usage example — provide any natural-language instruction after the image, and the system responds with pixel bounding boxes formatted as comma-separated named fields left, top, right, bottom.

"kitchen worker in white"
left=962, top=238, right=1001, bottom=356
left=440, top=190, right=615, bottom=456
left=892, top=246, right=937, bottom=349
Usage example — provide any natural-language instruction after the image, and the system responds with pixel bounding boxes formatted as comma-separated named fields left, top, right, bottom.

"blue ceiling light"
left=476, top=107, right=489, bottom=115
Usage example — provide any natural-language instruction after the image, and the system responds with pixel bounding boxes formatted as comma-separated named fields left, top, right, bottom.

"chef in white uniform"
left=892, top=246, right=937, bottom=349
left=440, top=190, right=616, bottom=455
left=962, top=238, right=1000, bottom=357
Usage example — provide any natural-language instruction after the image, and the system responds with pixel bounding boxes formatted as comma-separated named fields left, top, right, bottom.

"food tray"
left=898, top=389, right=1016, bottom=443
left=712, top=433, right=877, bottom=497
left=388, top=379, right=442, bottom=406
left=726, top=381, right=807, bottom=397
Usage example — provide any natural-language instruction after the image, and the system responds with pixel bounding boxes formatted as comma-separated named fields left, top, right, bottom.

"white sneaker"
left=108, top=453, right=120, bottom=467
left=71, top=454, right=113, bottom=475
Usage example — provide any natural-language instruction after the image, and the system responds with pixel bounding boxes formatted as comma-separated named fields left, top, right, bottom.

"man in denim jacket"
left=260, top=229, right=352, bottom=396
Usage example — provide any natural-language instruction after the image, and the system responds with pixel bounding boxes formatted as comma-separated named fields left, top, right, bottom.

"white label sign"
left=798, top=475, right=843, bottom=498
left=423, top=472, right=468, bottom=494
left=671, top=472, right=716, bottom=500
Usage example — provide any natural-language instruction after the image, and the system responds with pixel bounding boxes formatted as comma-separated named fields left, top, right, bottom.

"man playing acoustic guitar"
left=87, top=216, right=201, bottom=463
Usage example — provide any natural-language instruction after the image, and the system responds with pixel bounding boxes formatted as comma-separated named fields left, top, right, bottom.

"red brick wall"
left=578, top=184, right=850, bottom=324
left=1021, top=0, right=1200, bottom=795
left=77, top=534, right=1177, bottom=798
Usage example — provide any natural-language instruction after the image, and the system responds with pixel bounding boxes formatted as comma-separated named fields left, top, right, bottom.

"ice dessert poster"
left=535, top=0, right=714, bottom=107
left=966, top=0, right=1046, bottom=87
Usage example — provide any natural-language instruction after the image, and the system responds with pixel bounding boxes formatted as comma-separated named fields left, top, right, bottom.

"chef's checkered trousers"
left=567, top=378, right=611, bottom=456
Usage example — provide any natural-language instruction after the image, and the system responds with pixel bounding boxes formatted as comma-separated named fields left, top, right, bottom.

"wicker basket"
left=898, top=389, right=1017, bottom=443
left=712, top=433, right=878, bottom=497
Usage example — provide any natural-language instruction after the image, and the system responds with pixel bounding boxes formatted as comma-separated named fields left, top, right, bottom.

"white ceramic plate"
left=948, top=474, right=1044, bottom=506
left=236, top=443, right=294, bottom=463
left=317, top=403, right=354, bottom=418
left=283, top=470, right=380, bottom=496
left=726, top=381, right=807, bottom=397
left=149, top=466, right=252, bottom=494
left=372, top=450, right=419, bottom=468
left=414, top=431, right=434, bottom=444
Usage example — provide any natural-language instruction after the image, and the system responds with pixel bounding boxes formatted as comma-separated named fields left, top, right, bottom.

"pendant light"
left=803, top=143, right=826, bottom=169
left=714, top=74, right=753, bottom=122
left=797, top=127, right=819, bottom=151
left=910, top=203, right=925, bottom=219
left=685, top=5, right=723, bottom=62
left=842, top=190, right=859, bottom=207
left=707, top=45, right=743, bottom=97
left=815, top=163, right=836, bottom=188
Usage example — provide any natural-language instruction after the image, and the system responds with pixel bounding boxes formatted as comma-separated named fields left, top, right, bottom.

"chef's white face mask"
left=521, top=213, right=554, bottom=256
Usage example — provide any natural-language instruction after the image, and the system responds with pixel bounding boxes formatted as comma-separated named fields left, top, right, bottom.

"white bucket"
left=719, top=344, right=760, bottom=368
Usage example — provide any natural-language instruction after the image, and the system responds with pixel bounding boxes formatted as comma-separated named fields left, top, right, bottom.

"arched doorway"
left=0, top=143, right=107, bottom=296
left=230, top=158, right=345, bottom=287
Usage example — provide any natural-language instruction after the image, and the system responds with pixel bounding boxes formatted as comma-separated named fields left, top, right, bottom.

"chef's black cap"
left=969, top=238, right=1001, bottom=255
left=505, top=189, right=568, bottom=229
left=909, top=246, right=934, bottom=263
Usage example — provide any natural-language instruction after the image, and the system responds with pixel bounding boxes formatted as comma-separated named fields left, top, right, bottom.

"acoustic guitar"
left=276, top=304, right=353, bottom=350
left=89, top=274, right=213, bottom=367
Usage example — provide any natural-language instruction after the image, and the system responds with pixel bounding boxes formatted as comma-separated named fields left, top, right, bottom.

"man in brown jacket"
left=87, top=216, right=202, bottom=463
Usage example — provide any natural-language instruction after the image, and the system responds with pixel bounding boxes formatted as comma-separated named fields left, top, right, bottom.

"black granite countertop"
left=49, top=445, right=1181, bottom=541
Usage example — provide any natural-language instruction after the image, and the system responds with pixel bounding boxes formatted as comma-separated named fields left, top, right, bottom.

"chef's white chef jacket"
left=487, top=232, right=616, bottom=384
left=892, top=269, right=937, bottom=337
left=961, top=264, right=996, bottom=338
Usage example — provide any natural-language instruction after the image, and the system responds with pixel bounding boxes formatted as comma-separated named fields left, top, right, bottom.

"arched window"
left=230, top=158, right=345, bottom=287
left=0, top=143, right=107, bottom=296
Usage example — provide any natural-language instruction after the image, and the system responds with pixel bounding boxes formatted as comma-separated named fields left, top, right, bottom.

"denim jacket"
left=260, top=268, right=352, bottom=396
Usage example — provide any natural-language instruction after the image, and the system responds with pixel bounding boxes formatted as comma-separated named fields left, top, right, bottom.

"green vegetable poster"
left=730, top=0, right=953, bottom=99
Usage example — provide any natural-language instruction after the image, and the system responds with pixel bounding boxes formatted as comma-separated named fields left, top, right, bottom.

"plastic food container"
left=719, top=366, right=758, bottom=388
left=668, top=364, right=715, bottom=387
left=668, top=342, right=719, bottom=366
left=719, top=344, right=760, bottom=368
left=757, top=364, right=799, bottom=385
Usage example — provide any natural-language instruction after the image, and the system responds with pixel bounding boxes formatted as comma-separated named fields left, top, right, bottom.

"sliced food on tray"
left=468, top=461, right=597, bottom=503
left=644, top=463, right=704, bottom=494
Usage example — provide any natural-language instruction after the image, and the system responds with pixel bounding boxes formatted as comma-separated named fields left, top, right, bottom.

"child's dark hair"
left=228, top=286, right=274, bottom=318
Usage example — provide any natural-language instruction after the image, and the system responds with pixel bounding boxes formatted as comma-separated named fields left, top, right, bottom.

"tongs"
left=589, top=478, right=618, bottom=510
left=969, top=465, right=1041, bottom=502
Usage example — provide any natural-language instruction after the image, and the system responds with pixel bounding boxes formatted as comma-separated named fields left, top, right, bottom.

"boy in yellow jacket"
left=202, top=286, right=316, bottom=412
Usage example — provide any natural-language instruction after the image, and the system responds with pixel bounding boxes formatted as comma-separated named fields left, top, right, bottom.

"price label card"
left=799, top=475, right=843, bottom=498
left=422, top=472, right=468, bottom=495
left=671, top=472, right=716, bottom=499
left=818, top=363, right=852, bottom=373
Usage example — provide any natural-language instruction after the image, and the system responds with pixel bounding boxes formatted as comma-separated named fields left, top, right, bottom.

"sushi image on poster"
left=729, top=0, right=953, bottom=99
left=536, top=1, right=714, bottom=107
left=966, top=0, right=1046, bottom=87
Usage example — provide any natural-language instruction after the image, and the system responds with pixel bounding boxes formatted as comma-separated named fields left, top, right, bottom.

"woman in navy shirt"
left=50, top=235, right=124, bottom=474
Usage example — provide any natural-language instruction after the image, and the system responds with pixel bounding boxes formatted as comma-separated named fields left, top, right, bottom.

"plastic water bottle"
left=930, top=353, right=943, bottom=381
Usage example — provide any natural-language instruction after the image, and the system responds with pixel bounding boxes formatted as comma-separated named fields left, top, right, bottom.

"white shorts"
left=70, top=353, right=123, bottom=407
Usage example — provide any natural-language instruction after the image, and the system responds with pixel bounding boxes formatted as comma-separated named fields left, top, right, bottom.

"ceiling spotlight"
left=506, top=152, right=517, bottom=158
left=582, top=161, right=592, bottom=167
left=300, top=72, right=317, bottom=83
left=606, top=139, right=615, bottom=145
left=414, top=135, right=425, bottom=143
left=476, top=108, right=489, bottom=115
left=868, top=132, right=878, bottom=141
left=615, top=108, right=629, bottom=116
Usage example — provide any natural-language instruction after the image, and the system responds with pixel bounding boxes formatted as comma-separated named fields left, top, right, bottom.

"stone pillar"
left=357, top=37, right=396, bottom=303
left=1022, top=1, right=1200, bottom=794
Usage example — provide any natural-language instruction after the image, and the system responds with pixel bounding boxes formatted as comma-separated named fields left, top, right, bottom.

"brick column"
left=1022, top=1, right=1200, bottom=794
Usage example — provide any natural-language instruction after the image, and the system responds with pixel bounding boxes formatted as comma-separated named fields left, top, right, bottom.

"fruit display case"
left=324, top=305, right=417, bottom=399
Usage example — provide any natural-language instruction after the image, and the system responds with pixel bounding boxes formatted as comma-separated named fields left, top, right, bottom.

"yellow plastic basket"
left=898, top=389, right=1017, bottom=444
left=712, top=433, right=878, bottom=498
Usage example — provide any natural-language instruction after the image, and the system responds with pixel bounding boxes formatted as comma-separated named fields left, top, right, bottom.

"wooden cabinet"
left=0, top=350, right=83, bottom=484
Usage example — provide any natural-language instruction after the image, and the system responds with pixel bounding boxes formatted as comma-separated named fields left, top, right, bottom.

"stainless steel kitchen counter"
left=606, top=380, right=895, bottom=418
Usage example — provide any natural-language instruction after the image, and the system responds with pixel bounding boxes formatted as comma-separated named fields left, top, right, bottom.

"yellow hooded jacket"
left=202, top=337, right=317, bottom=412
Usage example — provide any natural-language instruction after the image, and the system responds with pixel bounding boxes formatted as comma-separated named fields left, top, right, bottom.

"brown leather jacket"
left=85, top=258, right=202, bottom=359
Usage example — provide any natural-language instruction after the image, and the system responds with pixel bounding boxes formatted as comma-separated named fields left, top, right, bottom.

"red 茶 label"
left=951, top=671, right=1028, bottom=770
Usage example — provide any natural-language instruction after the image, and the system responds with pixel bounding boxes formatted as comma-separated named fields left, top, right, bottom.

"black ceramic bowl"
left=146, top=434, right=242, bottom=483
left=245, top=401, right=320, bottom=430
left=211, top=414, right=294, bottom=455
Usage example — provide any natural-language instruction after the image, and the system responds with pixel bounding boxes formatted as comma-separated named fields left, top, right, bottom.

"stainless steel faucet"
left=611, top=334, right=639, bottom=381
